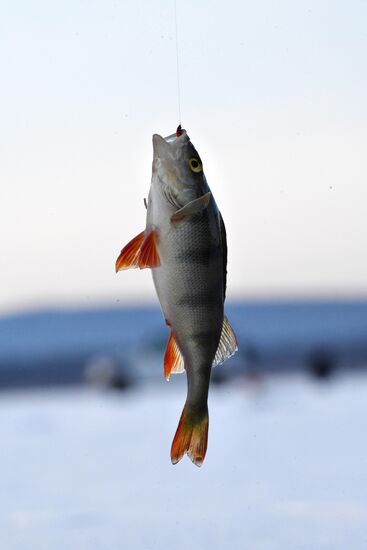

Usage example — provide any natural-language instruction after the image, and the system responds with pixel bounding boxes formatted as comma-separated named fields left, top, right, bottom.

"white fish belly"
left=152, top=207, right=225, bottom=372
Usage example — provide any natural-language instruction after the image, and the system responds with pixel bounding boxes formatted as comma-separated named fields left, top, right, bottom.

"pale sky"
left=1, top=0, right=367, bottom=313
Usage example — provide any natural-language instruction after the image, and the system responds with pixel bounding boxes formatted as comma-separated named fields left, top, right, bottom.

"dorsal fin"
left=164, top=331, right=185, bottom=380
left=213, top=316, right=238, bottom=367
left=115, top=229, right=160, bottom=272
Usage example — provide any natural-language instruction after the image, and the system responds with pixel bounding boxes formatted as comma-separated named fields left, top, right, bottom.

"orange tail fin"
left=171, top=404, right=209, bottom=467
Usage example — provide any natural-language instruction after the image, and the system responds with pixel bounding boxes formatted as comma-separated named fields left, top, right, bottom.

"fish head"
left=152, top=128, right=207, bottom=203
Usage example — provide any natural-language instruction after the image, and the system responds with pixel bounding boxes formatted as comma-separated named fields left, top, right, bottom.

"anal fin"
left=164, top=330, right=185, bottom=380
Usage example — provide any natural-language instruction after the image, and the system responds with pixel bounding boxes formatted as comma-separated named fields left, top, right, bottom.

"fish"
left=115, top=126, right=237, bottom=466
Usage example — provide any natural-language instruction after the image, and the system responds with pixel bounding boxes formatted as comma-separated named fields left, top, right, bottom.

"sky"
left=1, top=0, right=367, bottom=313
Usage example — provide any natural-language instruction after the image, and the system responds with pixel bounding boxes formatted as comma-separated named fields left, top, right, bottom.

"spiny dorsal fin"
left=213, top=316, right=238, bottom=367
left=164, top=331, right=185, bottom=380
left=171, top=192, right=211, bottom=223
left=115, top=229, right=160, bottom=272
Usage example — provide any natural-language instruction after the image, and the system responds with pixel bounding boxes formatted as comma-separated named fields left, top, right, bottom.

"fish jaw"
left=151, top=129, right=207, bottom=202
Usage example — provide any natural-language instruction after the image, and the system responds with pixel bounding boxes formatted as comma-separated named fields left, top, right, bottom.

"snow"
left=0, top=374, right=367, bottom=549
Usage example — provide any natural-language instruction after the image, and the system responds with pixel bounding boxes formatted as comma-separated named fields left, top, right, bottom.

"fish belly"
left=152, top=210, right=224, bottom=396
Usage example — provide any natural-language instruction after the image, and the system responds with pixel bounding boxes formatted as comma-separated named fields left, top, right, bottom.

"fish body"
left=116, top=128, right=237, bottom=466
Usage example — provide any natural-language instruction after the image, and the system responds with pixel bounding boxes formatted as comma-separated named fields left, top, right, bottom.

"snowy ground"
left=0, top=373, right=367, bottom=550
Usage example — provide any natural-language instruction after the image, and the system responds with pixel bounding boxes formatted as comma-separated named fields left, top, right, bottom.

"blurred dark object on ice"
left=0, top=300, right=367, bottom=390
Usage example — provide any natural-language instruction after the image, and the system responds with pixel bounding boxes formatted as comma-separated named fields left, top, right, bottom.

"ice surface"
left=0, top=374, right=366, bottom=549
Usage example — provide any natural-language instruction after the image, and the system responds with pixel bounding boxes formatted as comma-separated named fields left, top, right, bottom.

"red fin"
left=115, top=229, right=160, bottom=272
left=164, top=331, right=184, bottom=381
left=115, top=231, right=145, bottom=272
left=138, top=229, right=160, bottom=269
left=171, top=404, right=209, bottom=467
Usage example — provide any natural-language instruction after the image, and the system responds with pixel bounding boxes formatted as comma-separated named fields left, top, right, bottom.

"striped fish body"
left=148, top=176, right=225, bottom=414
left=116, top=128, right=237, bottom=466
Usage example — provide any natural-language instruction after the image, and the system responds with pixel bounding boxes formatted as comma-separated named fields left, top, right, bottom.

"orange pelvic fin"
left=138, top=229, right=160, bottom=269
left=115, top=229, right=160, bottom=272
left=164, top=330, right=185, bottom=381
left=171, top=404, right=209, bottom=467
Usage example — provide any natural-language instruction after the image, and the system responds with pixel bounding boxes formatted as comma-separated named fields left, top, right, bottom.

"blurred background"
left=1, top=0, right=367, bottom=548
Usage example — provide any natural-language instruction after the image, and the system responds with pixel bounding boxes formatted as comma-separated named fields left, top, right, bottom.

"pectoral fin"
left=171, top=192, right=211, bottom=223
left=115, top=229, right=160, bottom=272
left=164, top=330, right=185, bottom=380
left=212, top=316, right=238, bottom=367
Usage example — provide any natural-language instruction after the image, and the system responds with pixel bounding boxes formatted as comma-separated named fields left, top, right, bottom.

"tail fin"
left=171, top=403, right=209, bottom=467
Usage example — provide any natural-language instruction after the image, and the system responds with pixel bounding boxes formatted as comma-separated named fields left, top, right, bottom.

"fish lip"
left=152, top=128, right=188, bottom=155
left=152, top=129, right=190, bottom=195
left=152, top=134, right=170, bottom=159
left=163, top=128, right=188, bottom=143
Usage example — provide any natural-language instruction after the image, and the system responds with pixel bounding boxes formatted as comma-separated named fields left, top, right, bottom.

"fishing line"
left=173, top=0, right=182, bottom=125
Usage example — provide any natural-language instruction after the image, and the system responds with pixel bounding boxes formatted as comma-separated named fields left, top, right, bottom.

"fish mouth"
left=152, top=127, right=188, bottom=158
left=164, top=125, right=187, bottom=142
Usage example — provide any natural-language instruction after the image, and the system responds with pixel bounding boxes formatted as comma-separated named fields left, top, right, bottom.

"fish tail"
left=171, top=402, right=209, bottom=467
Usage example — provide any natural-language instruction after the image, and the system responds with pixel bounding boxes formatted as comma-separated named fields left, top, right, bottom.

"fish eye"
left=189, top=157, right=202, bottom=173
